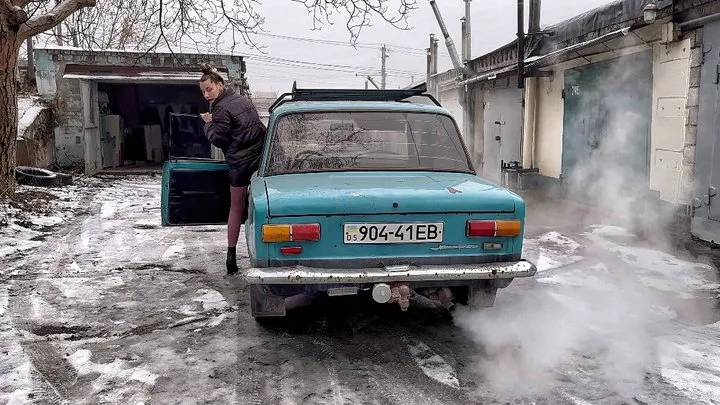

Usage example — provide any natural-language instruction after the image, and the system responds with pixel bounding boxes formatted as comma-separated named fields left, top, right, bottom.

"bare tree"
left=0, top=0, right=417, bottom=196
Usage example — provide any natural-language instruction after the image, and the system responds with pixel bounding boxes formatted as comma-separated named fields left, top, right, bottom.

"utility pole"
left=381, top=44, right=388, bottom=89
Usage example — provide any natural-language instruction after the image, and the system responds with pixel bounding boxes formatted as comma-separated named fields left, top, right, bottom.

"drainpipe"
left=429, top=0, right=470, bottom=76
left=461, top=18, right=467, bottom=62
left=522, top=77, right=538, bottom=170
left=523, top=0, right=541, bottom=170
left=517, top=0, right=525, bottom=89
left=463, top=1, right=475, bottom=166
left=465, top=0, right=472, bottom=64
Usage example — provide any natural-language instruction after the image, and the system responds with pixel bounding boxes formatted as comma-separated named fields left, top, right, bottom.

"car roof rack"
left=268, top=81, right=442, bottom=113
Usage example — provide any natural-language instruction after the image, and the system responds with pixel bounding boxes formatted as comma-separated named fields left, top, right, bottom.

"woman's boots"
left=226, top=247, right=239, bottom=275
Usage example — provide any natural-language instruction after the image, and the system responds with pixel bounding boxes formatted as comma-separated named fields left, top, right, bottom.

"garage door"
left=562, top=50, right=653, bottom=205
left=691, top=19, right=720, bottom=243
left=482, top=87, right=523, bottom=184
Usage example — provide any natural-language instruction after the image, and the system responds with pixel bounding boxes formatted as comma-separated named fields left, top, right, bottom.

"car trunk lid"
left=264, top=171, right=517, bottom=217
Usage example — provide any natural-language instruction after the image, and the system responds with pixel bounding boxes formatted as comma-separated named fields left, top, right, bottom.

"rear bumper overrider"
left=244, top=260, right=537, bottom=285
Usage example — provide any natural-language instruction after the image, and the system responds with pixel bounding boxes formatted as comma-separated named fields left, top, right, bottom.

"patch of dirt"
left=118, top=263, right=206, bottom=274
left=9, top=190, right=57, bottom=215
left=31, top=324, right=92, bottom=338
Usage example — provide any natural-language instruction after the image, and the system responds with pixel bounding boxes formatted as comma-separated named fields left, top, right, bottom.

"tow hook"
left=372, top=283, right=411, bottom=311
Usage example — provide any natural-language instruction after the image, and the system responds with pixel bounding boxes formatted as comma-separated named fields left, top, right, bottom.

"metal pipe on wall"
left=522, top=77, right=538, bottom=169
left=465, top=0, right=472, bottom=63
left=517, top=0, right=525, bottom=89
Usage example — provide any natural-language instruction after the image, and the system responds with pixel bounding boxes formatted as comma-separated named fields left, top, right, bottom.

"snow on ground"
left=406, top=339, right=460, bottom=388
left=522, top=231, right=585, bottom=272
left=659, top=321, right=720, bottom=405
left=17, top=96, right=46, bottom=140
left=0, top=176, right=121, bottom=261
left=1, top=176, right=719, bottom=404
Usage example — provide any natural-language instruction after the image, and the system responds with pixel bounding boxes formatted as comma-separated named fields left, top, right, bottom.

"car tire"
left=253, top=316, right=285, bottom=328
left=56, top=172, right=74, bottom=186
left=15, top=166, right=60, bottom=187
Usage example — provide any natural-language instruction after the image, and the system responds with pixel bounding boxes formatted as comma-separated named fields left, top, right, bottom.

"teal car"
left=161, top=85, right=537, bottom=322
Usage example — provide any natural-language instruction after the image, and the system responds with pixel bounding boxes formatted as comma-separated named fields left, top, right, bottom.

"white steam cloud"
left=454, top=36, right=701, bottom=401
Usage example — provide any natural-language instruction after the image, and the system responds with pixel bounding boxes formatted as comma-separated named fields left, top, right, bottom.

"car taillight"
left=262, top=223, right=321, bottom=242
left=467, top=220, right=521, bottom=237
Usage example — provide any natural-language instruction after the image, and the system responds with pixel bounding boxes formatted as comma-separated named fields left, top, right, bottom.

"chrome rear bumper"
left=244, top=260, right=536, bottom=285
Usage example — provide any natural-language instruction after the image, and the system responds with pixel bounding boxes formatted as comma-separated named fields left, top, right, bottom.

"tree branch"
left=1, top=0, right=28, bottom=28
left=10, top=0, right=34, bottom=8
left=19, top=0, right=95, bottom=40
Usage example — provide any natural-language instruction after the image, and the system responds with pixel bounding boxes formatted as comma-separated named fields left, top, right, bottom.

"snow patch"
left=588, top=225, right=634, bottom=237
left=523, top=231, right=584, bottom=272
left=162, top=239, right=186, bottom=260
left=178, top=289, right=231, bottom=317
left=0, top=290, right=8, bottom=317
left=585, top=231, right=719, bottom=298
left=406, top=340, right=459, bottom=388
left=537, top=231, right=581, bottom=250
left=193, top=289, right=230, bottom=313
left=100, top=201, right=118, bottom=219
left=69, top=349, right=159, bottom=390
left=17, top=96, right=46, bottom=140
left=50, top=276, right=125, bottom=301
left=658, top=321, right=720, bottom=405
left=0, top=224, right=42, bottom=258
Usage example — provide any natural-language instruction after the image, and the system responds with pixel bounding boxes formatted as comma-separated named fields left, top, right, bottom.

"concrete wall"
left=650, top=38, right=692, bottom=204
left=529, top=23, right=694, bottom=205
left=33, top=48, right=247, bottom=170
left=438, top=84, right=464, bottom=140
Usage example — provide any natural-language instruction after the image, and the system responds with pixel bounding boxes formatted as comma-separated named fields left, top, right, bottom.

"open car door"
left=161, top=113, right=230, bottom=226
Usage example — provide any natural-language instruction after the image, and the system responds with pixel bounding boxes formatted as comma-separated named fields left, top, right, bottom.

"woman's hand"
left=200, top=113, right=212, bottom=123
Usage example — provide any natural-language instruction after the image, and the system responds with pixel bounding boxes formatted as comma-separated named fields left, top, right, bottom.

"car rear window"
left=266, top=111, right=473, bottom=174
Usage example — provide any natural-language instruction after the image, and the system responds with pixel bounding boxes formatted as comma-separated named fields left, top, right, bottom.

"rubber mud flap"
left=250, top=285, right=286, bottom=318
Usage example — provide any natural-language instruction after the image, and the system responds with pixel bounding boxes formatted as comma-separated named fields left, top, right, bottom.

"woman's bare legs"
left=226, top=185, right=248, bottom=274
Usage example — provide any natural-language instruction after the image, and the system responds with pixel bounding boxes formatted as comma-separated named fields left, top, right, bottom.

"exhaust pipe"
left=372, top=283, right=392, bottom=303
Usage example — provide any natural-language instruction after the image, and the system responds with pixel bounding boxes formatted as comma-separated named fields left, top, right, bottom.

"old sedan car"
left=161, top=84, right=537, bottom=322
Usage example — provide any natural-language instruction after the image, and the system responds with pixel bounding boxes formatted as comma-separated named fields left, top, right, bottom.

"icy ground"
left=0, top=176, right=719, bottom=404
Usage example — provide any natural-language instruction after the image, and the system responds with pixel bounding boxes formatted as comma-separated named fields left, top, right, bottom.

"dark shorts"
left=229, top=166, right=254, bottom=188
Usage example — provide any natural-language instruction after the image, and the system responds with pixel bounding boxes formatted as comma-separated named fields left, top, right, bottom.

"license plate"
left=343, top=223, right=444, bottom=244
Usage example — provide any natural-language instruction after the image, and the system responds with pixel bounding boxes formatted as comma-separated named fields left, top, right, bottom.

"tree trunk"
left=0, top=26, right=21, bottom=197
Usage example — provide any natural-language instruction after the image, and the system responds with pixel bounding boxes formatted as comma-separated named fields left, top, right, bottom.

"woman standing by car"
left=199, top=63, right=267, bottom=275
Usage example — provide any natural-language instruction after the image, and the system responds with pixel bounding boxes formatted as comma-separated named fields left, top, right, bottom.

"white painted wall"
left=534, top=68, right=565, bottom=178
left=649, top=39, right=691, bottom=204
left=438, top=85, right=464, bottom=140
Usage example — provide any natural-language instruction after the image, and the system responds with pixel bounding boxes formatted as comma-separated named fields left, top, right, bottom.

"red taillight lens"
left=467, top=220, right=521, bottom=237
left=262, top=223, right=321, bottom=242
left=467, top=220, right=496, bottom=237
left=280, top=247, right=303, bottom=255
left=291, top=224, right=321, bottom=241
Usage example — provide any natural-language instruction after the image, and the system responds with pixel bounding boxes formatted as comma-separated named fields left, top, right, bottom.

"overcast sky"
left=218, top=0, right=615, bottom=93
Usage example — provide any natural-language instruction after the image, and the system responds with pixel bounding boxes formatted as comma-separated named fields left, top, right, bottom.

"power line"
left=252, top=31, right=427, bottom=53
